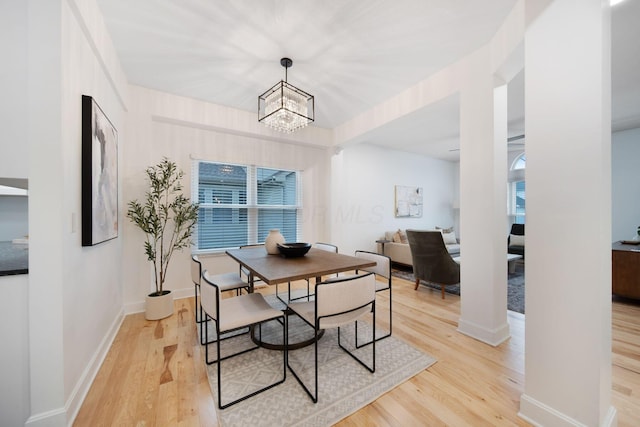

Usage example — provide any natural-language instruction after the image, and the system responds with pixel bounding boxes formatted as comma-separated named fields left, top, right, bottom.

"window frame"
left=510, top=180, right=526, bottom=223
left=192, top=160, right=302, bottom=254
left=508, top=152, right=526, bottom=222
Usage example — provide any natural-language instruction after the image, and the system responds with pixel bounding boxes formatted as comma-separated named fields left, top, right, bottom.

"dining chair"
left=353, top=250, right=392, bottom=347
left=239, top=244, right=267, bottom=289
left=313, top=242, right=338, bottom=253
left=314, top=242, right=341, bottom=277
left=276, top=241, right=340, bottom=304
left=191, top=255, right=250, bottom=344
left=287, top=272, right=376, bottom=403
left=201, top=269, right=287, bottom=409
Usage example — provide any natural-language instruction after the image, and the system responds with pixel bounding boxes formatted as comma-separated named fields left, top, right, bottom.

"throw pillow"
left=392, top=229, right=403, bottom=243
left=510, top=234, right=525, bottom=247
left=399, top=229, right=408, bottom=244
left=436, top=225, right=454, bottom=234
left=442, top=231, right=457, bottom=245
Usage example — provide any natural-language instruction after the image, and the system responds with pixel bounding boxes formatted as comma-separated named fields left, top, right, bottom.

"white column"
left=458, top=49, right=510, bottom=346
left=519, top=0, right=615, bottom=425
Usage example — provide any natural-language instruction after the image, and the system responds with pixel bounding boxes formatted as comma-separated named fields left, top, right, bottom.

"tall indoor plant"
left=127, top=158, right=198, bottom=320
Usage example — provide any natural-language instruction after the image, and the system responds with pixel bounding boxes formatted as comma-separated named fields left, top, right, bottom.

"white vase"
left=145, top=290, right=174, bottom=320
left=265, top=229, right=285, bottom=254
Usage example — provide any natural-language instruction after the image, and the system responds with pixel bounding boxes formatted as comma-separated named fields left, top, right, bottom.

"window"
left=512, top=154, right=526, bottom=170
left=193, top=161, right=301, bottom=251
left=511, top=180, right=525, bottom=224
left=509, top=153, right=525, bottom=224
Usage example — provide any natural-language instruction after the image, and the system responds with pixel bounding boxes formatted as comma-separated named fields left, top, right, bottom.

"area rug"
left=201, top=294, right=436, bottom=427
left=392, top=262, right=526, bottom=314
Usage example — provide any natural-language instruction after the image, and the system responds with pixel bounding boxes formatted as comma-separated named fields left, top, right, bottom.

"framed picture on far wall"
left=81, top=95, right=118, bottom=246
left=395, top=185, right=423, bottom=218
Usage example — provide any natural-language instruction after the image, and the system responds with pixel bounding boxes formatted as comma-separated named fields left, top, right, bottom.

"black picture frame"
left=82, top=95, right=118, bottom=246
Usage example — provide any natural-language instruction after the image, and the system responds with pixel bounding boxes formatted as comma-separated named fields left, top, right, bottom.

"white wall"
left=121, top=86, right=334, bottom=311
left=1, top=2, right=31, bottom=425
left=24, top=0, right=128, bottom=425
left=0, top=274, right=30, bottom=427
left=330, top=144, right=457, bottom=255
left=60, top=0, right=127, bottom=420
left=0, top=0, right=28, bottom=180
left=0, top=196, right=28, bottom=241
left=612, top=127, right=640, bottom=241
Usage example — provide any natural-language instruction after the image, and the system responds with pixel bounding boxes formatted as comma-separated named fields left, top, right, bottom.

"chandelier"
left=258, top=58, right=314, bottom=133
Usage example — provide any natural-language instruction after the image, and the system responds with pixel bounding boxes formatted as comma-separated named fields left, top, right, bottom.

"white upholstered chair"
left=312, top=242, right=338, bottom=253
left=201, top=269, right=286, bottom=409
left=238, top=244, right=266, bottom=288
left=275, top=242, right=340, bottom=304
left=315, top=242, right=354, bottom=279
left=286, top=272, right=376, bottom=403
left=353, top=250, right=393, bottom=347
left=191, top=255, right=250, bottom=344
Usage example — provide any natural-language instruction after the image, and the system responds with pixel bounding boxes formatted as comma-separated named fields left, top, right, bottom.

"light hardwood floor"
left=74, top=275, right=640, bottom=426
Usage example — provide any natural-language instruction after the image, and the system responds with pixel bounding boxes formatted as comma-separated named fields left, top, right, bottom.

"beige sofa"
left=381, top=229, right=460, bottom=267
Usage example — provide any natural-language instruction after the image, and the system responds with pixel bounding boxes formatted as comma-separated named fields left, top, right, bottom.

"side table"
left=376, top=239, right=391, bottom=255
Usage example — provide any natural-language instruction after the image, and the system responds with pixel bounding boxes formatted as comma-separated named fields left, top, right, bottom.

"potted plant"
left=127, top=158, right=199, bottom=320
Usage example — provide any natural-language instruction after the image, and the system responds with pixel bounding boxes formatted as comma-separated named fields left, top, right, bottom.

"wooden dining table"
left=226, top=246, right=376, bottom=290
left=225, top=246, right=376, bottom=349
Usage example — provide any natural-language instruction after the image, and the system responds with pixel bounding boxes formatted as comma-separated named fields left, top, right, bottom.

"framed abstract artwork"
left=82, top=95, right=118, bottom=246
left=395, top=185, right=423, bottom=218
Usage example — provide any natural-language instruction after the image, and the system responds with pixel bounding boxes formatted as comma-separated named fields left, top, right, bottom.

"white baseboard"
left=66, top=288, right=195, bottom=423
left=24, top=407, right=67, bottom=427
left=457, top=317, right=510, bottom=346
left=603, top=406, right=618, bottom=427
left=124, top=299, right=146, bottom=315
left=25, top=308, right=124, bottom=427
left=66, top=308, right=125, bottom=425
left=519, top=394, right=618, bottom=427
left=26, top=287, right=199, bottom=426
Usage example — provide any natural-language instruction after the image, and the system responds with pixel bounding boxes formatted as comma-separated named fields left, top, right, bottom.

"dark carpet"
left=391, top=262, right=525, bottom=314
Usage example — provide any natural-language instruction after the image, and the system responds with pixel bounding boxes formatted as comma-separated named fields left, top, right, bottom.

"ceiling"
left=97, top=0, right=640, bottom=162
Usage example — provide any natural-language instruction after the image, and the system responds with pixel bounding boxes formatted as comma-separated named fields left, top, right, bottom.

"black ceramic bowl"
left=277, top=242, right=312, bottom=258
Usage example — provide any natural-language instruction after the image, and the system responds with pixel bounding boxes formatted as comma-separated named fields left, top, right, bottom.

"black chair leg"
left=286, top=314, right=319, bottom=403
left=209, top=316, right=287, bottom=409
left=277, top=280, right=315, bottom=305
left=201, top=313, right=250, bottom=346
left=340, top=305, right=376, bottom=374
left=195, top=284, right=205, bottom=324
left=355, top=289, right=391, bottom=348
left=287, top=305, right=376, bottom=404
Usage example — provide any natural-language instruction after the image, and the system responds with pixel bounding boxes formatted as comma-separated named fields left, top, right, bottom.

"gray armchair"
left=406, top=230, right=460, bottom=299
